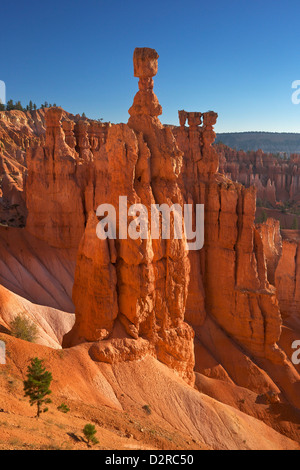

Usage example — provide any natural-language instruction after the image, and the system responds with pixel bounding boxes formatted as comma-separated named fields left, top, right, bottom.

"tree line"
left=0, top=100, right=58, bottom=112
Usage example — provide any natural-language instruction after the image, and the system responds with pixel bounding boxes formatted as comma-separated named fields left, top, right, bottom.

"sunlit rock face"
left=23, top=48, right=300, bottom=402
left=26, top=107, right=87, bottom=250
left=64, top=47, right=195, bottom=386
left=174, top=111, right=283, bottom=364
left=218, top=144, right=300, bottom=205
left=174, top=112, right=300, bottom=408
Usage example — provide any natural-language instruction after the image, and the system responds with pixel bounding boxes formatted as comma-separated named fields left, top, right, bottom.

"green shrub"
left=83, top=424, right=99, bottom=447
left=10, top=314, right=38, bottom=342
left=57, top=403, right=70, bottom=414
left=142, top=404, right=152, bottom=415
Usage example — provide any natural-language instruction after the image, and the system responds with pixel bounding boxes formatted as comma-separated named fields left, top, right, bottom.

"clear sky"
left=1, top=0, right=300, bottom=132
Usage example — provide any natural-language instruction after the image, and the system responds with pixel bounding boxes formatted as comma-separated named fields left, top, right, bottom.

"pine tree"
left=83, top=424, right=99, bottom=447
left=15, top=101, right=23, bottom=111
left=23, top=358, right=52, bottom=418
left=6, top=99, right=14, bottom=111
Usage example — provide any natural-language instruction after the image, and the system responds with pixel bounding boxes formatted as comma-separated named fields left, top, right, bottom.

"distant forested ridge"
left=215, top=132, right=300, bottom=155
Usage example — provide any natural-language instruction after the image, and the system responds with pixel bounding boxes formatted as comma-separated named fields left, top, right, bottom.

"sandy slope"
left=0, top=334, right=298, bottom=450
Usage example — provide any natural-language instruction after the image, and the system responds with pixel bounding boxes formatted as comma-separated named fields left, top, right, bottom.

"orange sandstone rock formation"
left=26, top=108, right=89, bottom=250
left=275, top=237, right=300, bottom=324
left=2, top=46, right=298, bottom=411
left=64, top=48, right=195, bottom=385
left=174, top=112, right=284, bottom=364
left=174, top=109, right=300, bottom=408
left=25, top=108, right=111, bottom=250
left=256, top=218, right=282, bottom=285
left=1, top=48, right=300, bottom=448
left=257, top=220, right=300, bottom=333
left=26, top=108, right=87, bottom=250
left=217, top=144, right=300, bottom=205
left=62, top=49, right=300, bottom=402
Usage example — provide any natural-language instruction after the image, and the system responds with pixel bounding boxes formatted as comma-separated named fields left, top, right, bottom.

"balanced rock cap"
left=133, top=47, right=159, bottom=78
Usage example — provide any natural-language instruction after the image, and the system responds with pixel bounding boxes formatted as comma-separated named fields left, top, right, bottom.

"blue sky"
left=1, top=0, right=300, bottom=132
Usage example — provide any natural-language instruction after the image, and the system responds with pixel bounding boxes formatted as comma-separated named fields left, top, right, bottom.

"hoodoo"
left=63, top=48, right=195, bottom=385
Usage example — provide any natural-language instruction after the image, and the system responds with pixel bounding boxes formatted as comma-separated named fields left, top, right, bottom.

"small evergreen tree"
left=83, top=424, right=99, bottom=447
left=14, top=101, right=23, bottom=111
left=57, top=403, right=70, bottom=413
left=6, top=99, right=14, bottom=111
left=23, top=358, right=52, bottom=418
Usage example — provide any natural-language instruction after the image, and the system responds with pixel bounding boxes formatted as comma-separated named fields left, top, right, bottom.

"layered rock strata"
left=64, top=48, right=195, bottom=385
left=217, top=144, right=300, bottom=205
left=25, top=109, right=110, bottom=250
